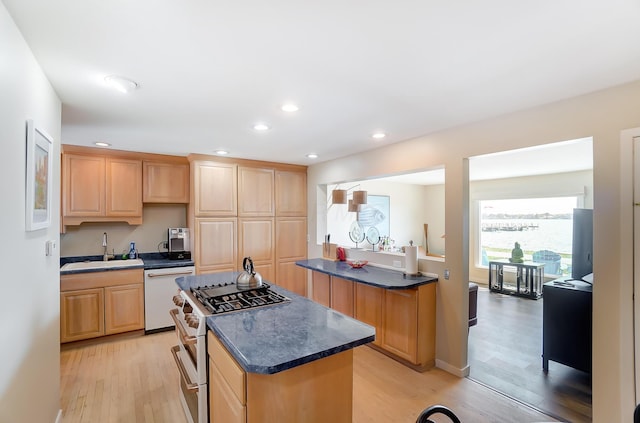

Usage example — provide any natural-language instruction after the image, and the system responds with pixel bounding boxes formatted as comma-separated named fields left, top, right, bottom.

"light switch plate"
left=444, top=269, right=450, bottom=279
left=45, top=240, right=56, bottom=256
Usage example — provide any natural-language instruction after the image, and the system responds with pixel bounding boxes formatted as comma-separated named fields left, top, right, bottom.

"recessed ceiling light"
left=215, top=150, right=229, bottom=155
left=306, top=153, right=318, bottom=159
left=95, top=142, right=111, bottom=147
left=104, top=75, right=139, bottom=93
left=253, top=123, right=270, bottom=131
left=281, top=103, right=299, bottom=112
left=372, top=132, right=386, bottom=139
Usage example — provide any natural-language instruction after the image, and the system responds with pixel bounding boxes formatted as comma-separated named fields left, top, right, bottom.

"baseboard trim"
left=435, top=359, right=470, bottom=377
left=55, top=409, right=62, bottom=423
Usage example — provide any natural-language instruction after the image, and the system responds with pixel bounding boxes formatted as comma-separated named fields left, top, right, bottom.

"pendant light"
left=332, top=189, right=347, bottom=205
left=348, top=199, right=359, bottom=212
left=352, top=190, right=368, bottom=205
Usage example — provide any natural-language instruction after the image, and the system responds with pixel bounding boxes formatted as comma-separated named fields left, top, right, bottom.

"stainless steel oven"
left=170, top=290, right=210, bottom=423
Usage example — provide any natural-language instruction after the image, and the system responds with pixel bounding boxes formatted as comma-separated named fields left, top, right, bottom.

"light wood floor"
left=61, top=331, right=556, bottom=422
left=468, top=286, right=592, bottom=423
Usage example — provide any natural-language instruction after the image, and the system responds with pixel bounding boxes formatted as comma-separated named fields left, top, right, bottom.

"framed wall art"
left=357, top=194, right=390, bottom=237
left=25, top=119, right=53, bottom=231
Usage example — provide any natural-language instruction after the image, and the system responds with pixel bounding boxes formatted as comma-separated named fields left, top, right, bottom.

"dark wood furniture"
left=488, top=260, right=544, bottom=299
left=542, top=279, right=592, bottom=373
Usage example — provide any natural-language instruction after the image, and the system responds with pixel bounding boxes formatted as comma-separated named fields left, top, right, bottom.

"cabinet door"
left=193, top=161, right=237, bottom=216
left=196, top=218, right=238, bottom=273
left=106, top=158, right=142, bottom=216
left=275, top=170, right=306, bottom=216
left=104, top=283, right=144, bottom=335
left=382, top=289, right=418, bottom=363
left=276, top=261, right=307, bottom=297
left=60, top=288, right=105, bottom=343
left=238, top=218, right=274, bottom=266
left=63, top=154, right=105, bottom=217
left=354, top=283, right=383, bottom=346
left=275, top=218, right=307, bottom=261
left=143, top=161, right=189, bottom=203
left=238, top=167, right=274, bottom=216
left=311, top=271, right=331, bottom=307
left=331, top=277, right=354, bottom=317
left=209, top=359, right=247, bottom=423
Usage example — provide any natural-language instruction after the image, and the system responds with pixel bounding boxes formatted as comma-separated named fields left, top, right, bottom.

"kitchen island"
left=296, top=258, right=438, bottom=371
left=176, top=273, right=375, bottom=423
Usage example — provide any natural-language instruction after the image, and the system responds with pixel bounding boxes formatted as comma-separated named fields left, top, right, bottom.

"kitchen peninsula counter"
left=295, top=257, right=437, bottom=288
left=296, top=258, right=438, bottom=372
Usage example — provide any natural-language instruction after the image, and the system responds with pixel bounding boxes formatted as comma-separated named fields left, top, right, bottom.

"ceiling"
left=4, top=1, right=640, bottom=166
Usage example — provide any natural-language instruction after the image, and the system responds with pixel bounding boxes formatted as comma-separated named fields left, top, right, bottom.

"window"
left=479, top=196, right=579, bottom=276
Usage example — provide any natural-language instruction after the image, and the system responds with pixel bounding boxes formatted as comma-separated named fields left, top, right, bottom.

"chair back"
left=416, top=405, right=461, bottom=423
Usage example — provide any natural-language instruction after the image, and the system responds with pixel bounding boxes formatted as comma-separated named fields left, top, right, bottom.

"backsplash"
left=60, top=204, right=187, bottom=257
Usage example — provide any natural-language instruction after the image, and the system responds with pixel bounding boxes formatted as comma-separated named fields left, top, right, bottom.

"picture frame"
left=357, top=194, right=390, bottom=237
left=25, top=119, right=53, bottom=231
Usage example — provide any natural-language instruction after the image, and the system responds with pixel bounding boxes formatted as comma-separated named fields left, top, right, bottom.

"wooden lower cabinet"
left=209, top=358, right=246, bottom=423
left=104, top=283, right=144, bottom=335
left=331, top=277, right=354, bottom=317
left=60, top=288, right=105, bottom=343
left=207, top=332, right=353, bottom=423
left=311, top=271, right=331, bottom=307
left=354, top=283, right=383, bottom=347
left=60, top=269, right=144, bottom=343
left=315, top=270, right=436, bottom=370
left=381, top=289, right=418, bottom=363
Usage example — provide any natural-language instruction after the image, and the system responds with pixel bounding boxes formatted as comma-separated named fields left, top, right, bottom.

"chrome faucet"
left=102, top=232, right=114, bottom=261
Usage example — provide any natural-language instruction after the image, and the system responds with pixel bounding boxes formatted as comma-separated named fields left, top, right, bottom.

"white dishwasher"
left=144, top=265, right=195, bottom=333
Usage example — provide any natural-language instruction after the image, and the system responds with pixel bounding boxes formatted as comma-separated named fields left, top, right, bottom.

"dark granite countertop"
left=175, top=272, right=375, bottom=375
left=295, top=258, right=438, bottom=289
left=60, top=252, right=194, bottom=275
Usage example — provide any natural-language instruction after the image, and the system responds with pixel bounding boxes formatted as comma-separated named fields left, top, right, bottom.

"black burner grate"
left=191, top=282, right=290, bottom=315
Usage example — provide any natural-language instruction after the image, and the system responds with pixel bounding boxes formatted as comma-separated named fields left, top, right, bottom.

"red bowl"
left=347, top=260, right=368, bottom=269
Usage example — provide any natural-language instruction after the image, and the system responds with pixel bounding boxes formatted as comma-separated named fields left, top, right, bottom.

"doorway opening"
left=466, top=138, right=593, bottom=423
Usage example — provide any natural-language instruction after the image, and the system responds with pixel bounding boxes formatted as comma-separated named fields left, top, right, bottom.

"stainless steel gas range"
left=169, top=281, right=289, bottom=423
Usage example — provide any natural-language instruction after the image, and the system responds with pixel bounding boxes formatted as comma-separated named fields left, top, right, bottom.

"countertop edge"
left=207, top=325, right=375, bottom=374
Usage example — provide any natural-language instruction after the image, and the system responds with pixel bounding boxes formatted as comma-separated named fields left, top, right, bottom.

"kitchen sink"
left=60, top=259, right=144, bottom=271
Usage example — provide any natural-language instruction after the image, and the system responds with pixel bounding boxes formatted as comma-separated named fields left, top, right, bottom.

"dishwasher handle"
left=146, top=270, right=194, bottom=278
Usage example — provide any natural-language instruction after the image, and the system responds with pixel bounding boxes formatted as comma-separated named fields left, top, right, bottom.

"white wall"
left=0, top=4, right=62, bottom=422
left=327, top=180, right=427, bottom=250
left=308, top=80, right=640, bottom=422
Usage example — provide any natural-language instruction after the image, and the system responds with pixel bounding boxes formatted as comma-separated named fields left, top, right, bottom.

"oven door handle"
left=170, top=345, right=199, bottom=392
left=169, top=308, right=198, bottom=345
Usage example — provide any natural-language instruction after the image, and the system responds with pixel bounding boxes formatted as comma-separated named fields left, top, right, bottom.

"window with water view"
left=480, top=196, right=579, bottom=276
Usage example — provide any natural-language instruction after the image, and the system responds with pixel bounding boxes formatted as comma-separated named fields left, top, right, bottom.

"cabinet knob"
left=173, top=295, right=184, bottom=306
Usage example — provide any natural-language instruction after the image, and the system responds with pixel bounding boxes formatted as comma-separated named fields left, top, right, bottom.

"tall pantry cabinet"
left=188, top=155, right=308, bottom=296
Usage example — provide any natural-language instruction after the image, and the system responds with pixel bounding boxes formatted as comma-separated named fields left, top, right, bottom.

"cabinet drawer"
left=208, top=332, right=246, bottom=404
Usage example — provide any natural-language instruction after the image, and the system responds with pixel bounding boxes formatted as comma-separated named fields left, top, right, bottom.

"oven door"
left=171, top=345, right=208, bottom=423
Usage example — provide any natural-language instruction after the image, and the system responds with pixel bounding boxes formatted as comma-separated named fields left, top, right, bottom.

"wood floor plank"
left=61, top=329, right=557, bottom=423
left=468, top=286, right=592, bottom=423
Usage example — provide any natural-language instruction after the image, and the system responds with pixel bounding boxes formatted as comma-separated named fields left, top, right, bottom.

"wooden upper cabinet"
left=62, top=152, right=142, bottom=226
left=106, top=158, right=142, bottom=216
left=143, top=160, right=189, bottom=203
left=193, top=161, right=237, bottom=216
left=275, top=170, right=306, bottom=216
left=63, top=153, right=106, bottom=217
left=238, top=167, right=274, bottom=217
